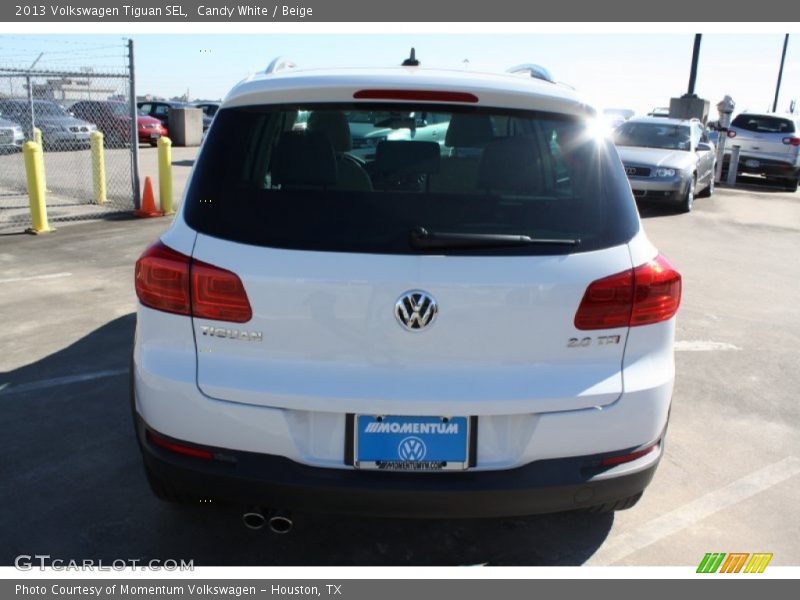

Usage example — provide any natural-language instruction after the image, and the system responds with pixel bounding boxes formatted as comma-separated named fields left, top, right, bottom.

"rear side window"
left=184, top=103, right=638, bottom=255
left=731, top=115, right=795, bottom=134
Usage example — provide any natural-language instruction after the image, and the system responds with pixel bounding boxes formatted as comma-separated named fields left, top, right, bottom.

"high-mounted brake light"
left=574, top=254, right=681, bottom=330
left=135, top=241, right=252, bottom=323
left=782, top=136, right=800, bottom=146
left=353, top=89, right=479, bottom=103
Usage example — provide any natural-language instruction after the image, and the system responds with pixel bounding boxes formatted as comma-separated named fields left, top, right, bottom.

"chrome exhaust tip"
left=242, top=507, right=267, bottom=530
left=268, top=511, right=293, bottom=534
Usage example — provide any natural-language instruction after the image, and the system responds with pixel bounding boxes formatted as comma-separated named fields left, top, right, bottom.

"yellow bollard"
left=33, top=127, right=48, bottom=192
left=90, top=131, right=107, bottom=204
left=157, top=136, right=174, bottom=215
left=23, top=141, right=53, bottom=234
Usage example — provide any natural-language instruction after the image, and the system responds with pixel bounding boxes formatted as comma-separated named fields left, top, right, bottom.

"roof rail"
left=264, top=56, right=297, bottom=75
left=506, top=64, right=555, bottom=83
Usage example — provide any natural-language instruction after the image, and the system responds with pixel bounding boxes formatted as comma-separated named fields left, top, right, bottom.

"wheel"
left=149, top=141, right=158, bottom=147
left=679, top=176, right=696, bottom=213
left=144, top=463, right=194, bottom=504
left=698, top=173, right=714, bottom=198
left=784, top=178, right=799, bottom=193
left=581, top=492, right=643, bottom=514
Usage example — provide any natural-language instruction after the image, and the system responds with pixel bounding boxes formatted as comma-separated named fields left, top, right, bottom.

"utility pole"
left=687, top=34, right=702, bottom=95
left=772, top=34, right=789, bottom=113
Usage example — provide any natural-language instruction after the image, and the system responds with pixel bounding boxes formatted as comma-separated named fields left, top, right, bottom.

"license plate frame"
left=745, top=159, right=760, bottom=168
left=352, top=415, right=475, bottom=472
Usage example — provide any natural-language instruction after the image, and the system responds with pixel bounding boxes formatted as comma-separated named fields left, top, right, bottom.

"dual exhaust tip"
left=242, top=507, right=293, bottom=534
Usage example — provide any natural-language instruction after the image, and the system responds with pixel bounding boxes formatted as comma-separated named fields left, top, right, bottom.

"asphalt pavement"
left=0, top=173, right=798, bottom=566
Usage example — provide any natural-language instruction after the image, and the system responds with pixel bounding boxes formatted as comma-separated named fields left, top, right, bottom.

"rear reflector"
left=353, top=89, right=479, bottom=103
left=574, top=254, right=681, bottom=330
left=147, top=430, right=214, bottom=460
left=782, top=136, right=800, bottom=146
left=135, top=241, right=252, bottom=323
left=727, top=130, right=737, bottom=138
left=600, top=442, right=659, bottom=467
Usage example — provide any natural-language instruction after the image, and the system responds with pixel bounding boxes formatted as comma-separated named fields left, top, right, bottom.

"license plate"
left=150, top=132, right=161, bottom=139
left=354, top=415, right=471, bottom=471
left=745, top=159, right=760, bottom=168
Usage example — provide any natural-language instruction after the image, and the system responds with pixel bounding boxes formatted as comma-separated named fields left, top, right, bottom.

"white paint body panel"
left=133, top=67, right=674, bottom=474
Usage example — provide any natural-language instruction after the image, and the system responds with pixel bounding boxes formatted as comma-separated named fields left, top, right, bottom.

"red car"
left=69, top=100, right=167, bottom=147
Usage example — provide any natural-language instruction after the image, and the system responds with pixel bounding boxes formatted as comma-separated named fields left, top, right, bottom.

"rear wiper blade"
left=409, top=227, right=579, bottom=250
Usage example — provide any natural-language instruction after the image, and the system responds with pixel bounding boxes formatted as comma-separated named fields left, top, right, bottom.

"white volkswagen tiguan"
left=132, top=63, right=681, bottom=523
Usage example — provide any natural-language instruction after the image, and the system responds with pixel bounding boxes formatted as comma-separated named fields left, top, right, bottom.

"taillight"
left=135, top=241, right=252, bottom=322
left=135, top=241, right=191, bottom=316
left=727, top=129, right=737, bottom=139
left=574, top=254, right=681, bottom=330
left=782, top=136, right=800, bottom=146
left=192, top=260, right=252, bottom=322
left=629, top=254, right=682, bottom=326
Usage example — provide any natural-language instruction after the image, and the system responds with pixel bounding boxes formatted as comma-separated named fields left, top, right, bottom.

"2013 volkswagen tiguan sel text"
left=132, top=60, right=682, bottom=522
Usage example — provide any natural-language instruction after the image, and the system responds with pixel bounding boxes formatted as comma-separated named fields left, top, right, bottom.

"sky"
left=1, top=33, right=798, bottom=117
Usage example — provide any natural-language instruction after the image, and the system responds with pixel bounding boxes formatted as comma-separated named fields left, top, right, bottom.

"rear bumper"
left=724, top=155, right=800, bottom=179
left=135, top=414, right=661, bottom=518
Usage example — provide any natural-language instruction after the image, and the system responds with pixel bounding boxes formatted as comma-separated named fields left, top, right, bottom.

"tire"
left=581, top=492, right=643, bottom=514
left=784, top=178, right=799, bottom=193
left=679, top=176, right=696, bottom=213
left=698, top=173, right=714, bottom=198
left=144, top=463, right=194, bottom=504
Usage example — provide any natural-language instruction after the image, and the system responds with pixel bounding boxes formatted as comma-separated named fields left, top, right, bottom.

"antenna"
left=402, top=48, right=420, bottom=67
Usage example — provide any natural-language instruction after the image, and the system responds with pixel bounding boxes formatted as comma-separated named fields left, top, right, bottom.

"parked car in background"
left=69, top=100, right=167, bottom=147
left=132, top=62, right=681, bottom=523
left=613, top=116, right=715, bottom=212
left=724, top=112, right=800, bottom=192
left=0, top=99, right=96, bottom=150
left=348, top=110, right=451, bottom=160
left=138, top=101, right=213, bottom=133
left=0, top=113, right=25, bottom=153
left=193, top=102, right=220, bottom=118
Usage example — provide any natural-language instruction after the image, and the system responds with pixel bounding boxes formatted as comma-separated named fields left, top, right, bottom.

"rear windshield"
left=184, top=103, right=638, bottom=255
left=731, top=115, right=796, bottom=134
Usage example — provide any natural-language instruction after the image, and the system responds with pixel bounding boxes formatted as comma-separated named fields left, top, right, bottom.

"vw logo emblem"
left=395, top=290, right=438, bottom=331
left=398, top=436, right=427, bottom=461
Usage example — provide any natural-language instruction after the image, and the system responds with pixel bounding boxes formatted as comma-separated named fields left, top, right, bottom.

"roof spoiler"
left=506, top=64, right=555, bottom=83
left=265, top=56, right=297, bottom=75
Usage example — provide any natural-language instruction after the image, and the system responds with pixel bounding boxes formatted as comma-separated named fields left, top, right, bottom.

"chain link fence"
left=0, top=37, right=138, bottom=231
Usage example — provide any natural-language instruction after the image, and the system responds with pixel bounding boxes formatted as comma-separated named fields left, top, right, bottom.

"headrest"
left=307, top=111, right=352, bottom=152
left=271, top=131, right=338, bottom=187
left=374, top=141, right=441, bottom=174
left=445, top=114, right=495, bottom=148
left=477, top=136, right=542, bottom=194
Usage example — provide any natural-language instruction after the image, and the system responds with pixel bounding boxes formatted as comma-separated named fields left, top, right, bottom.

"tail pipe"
left=242, top=507, right=293, bottom=534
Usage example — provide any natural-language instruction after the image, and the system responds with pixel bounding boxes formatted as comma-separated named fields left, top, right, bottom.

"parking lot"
left=0, top=155, right=798, bottom=566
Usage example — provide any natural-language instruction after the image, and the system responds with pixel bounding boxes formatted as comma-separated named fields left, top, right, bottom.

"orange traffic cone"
left=134, top=176, right=163, bottom=218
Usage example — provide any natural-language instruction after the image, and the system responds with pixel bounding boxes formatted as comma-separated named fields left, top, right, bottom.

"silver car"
left=613, top=117, right=716, bottom=213
left=0, top=115, right=25, bottom=153
left=725, top=112, right=800, bottom=192
left=0, top=99, right=96, bottom=150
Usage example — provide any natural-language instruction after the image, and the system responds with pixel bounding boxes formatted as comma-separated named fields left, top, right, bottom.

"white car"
left=132, top=61, right=681, bottom=531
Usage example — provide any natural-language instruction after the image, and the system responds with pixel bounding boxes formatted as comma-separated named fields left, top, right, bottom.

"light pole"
left=772, top=34, right=789, bottom=113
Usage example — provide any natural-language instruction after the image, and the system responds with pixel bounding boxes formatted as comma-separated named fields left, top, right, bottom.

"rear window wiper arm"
left=409, top=227, right=579, bottom=250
